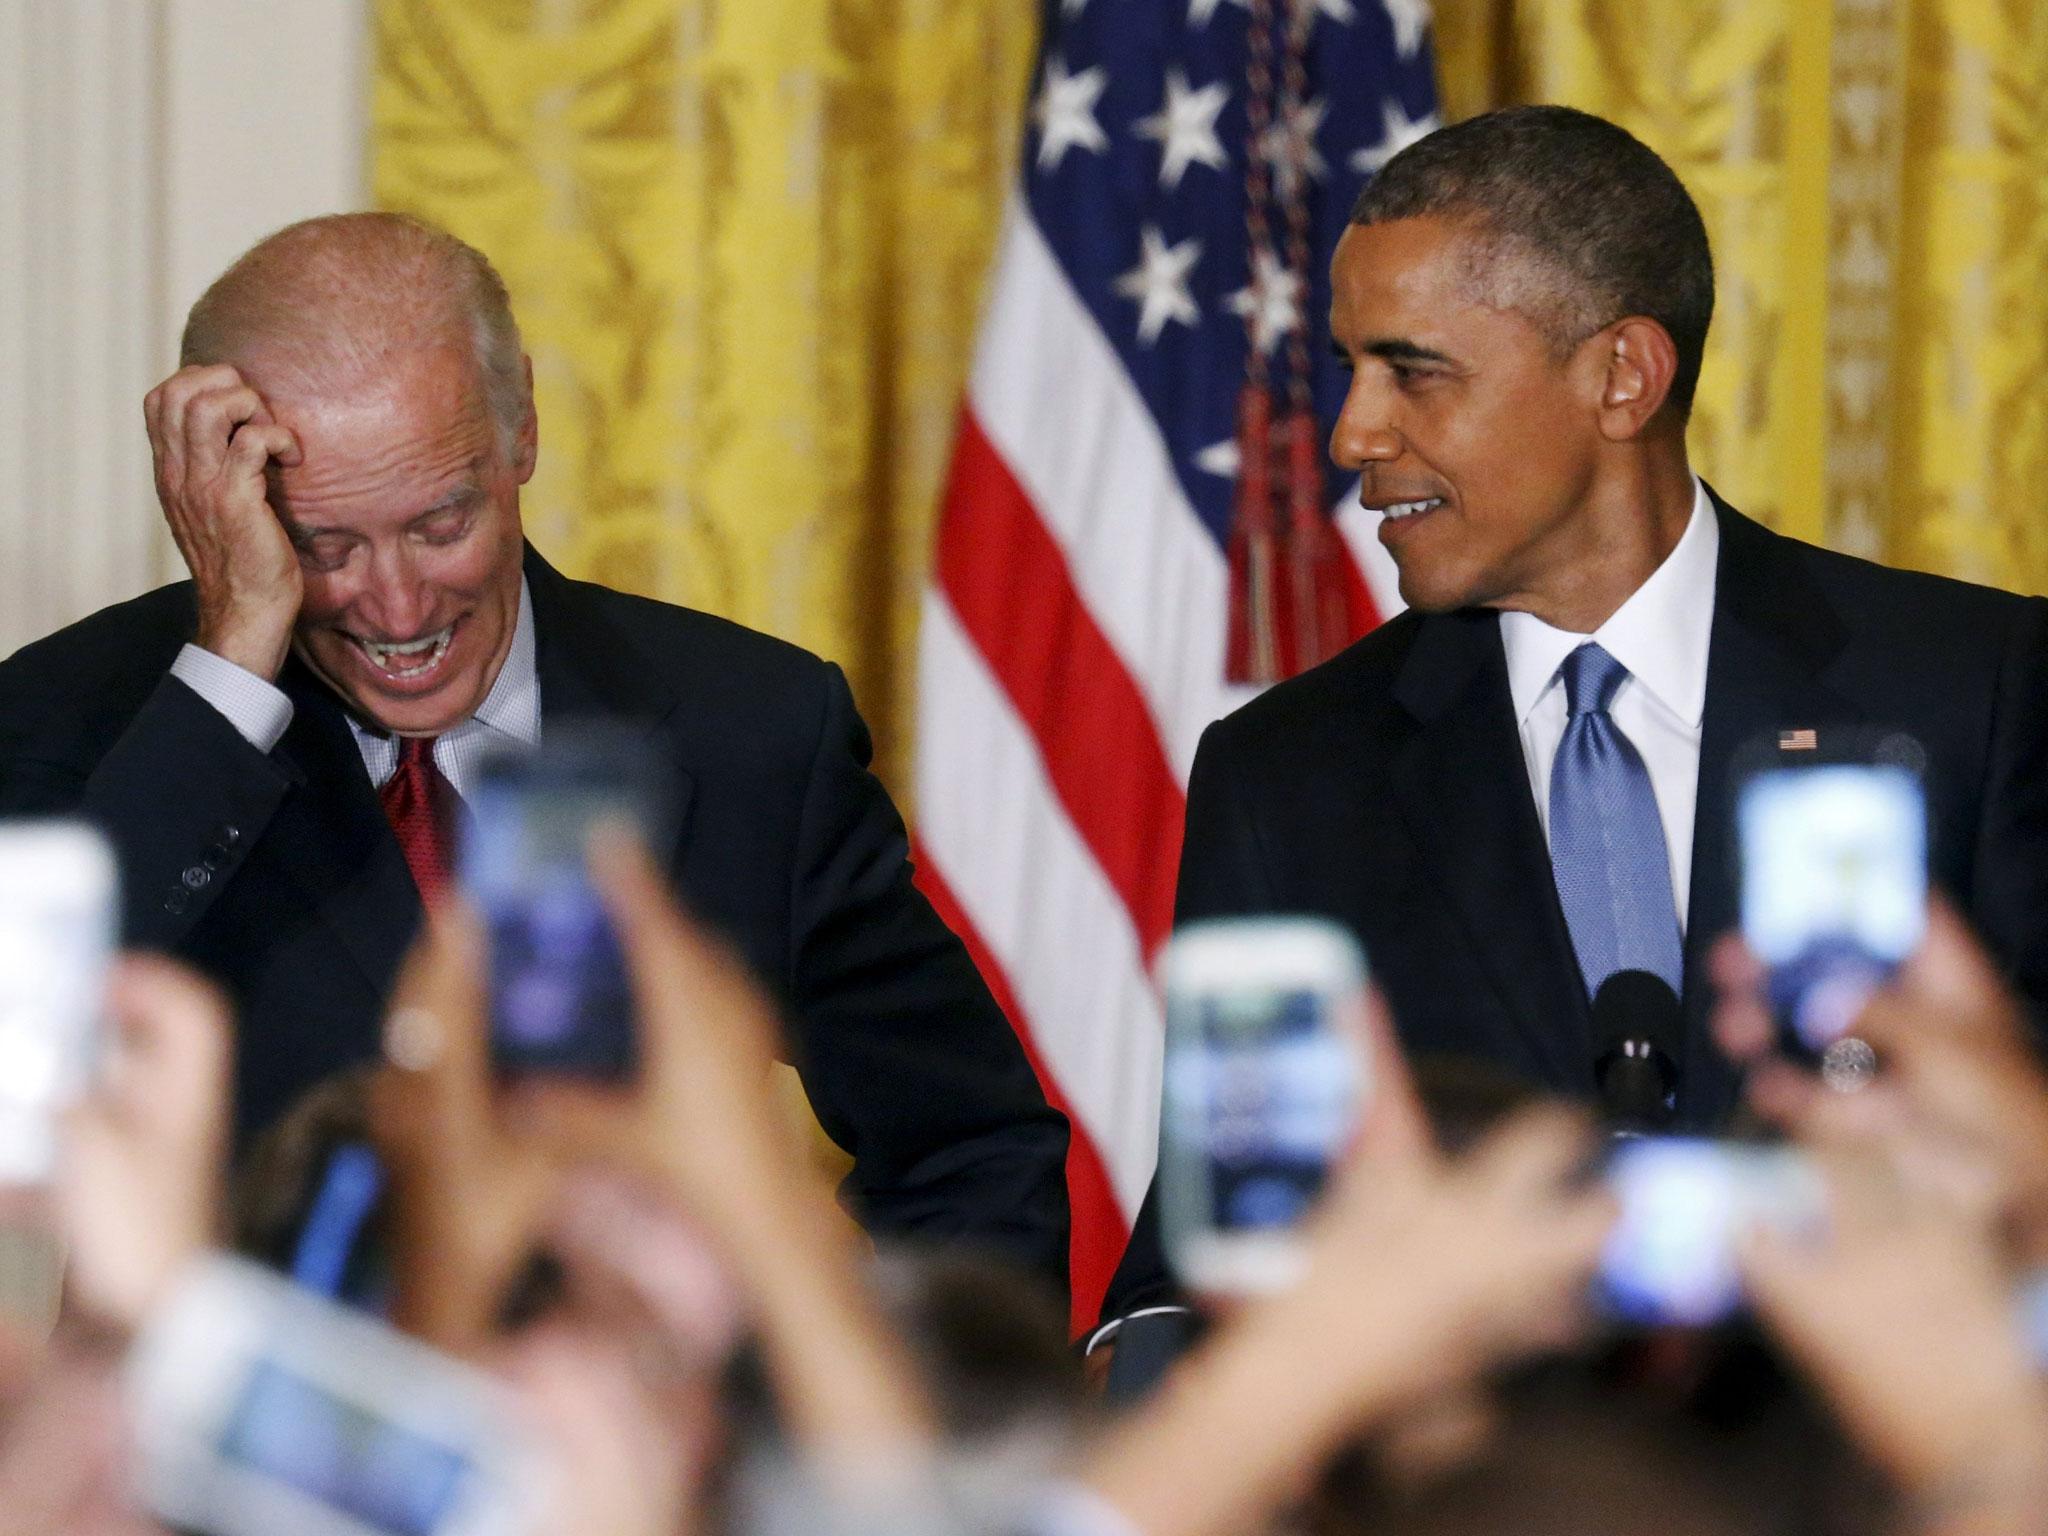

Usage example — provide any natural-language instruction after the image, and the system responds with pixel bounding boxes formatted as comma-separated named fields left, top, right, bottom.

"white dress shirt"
left=1497, top=479, right=1719, bottom=931
left=168, top=579, right=542, bottom=793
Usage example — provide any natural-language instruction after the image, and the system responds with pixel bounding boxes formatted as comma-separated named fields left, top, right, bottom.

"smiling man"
left=1093, top=104, right=2048, bottom=1353
left=0, top=213, right=1070, bottom=1293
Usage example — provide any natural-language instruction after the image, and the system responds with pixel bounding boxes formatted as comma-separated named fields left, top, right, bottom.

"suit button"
left=164, top=887, right=190, bottom=914
left=181, top=865, right=211, bottom=891
left=216, top=824, right=242, bottom=848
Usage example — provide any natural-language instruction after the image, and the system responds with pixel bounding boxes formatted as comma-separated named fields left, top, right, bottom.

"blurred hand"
left=493, top=1316, right=716, bottom=1536
left=57, top=956, right=230, bottom=1333
left=1742, top=1134, right=2048, bottom=1509
left=143, top=364, right=303, bottom=680
left=1290, top=1101, right=1614, bottom=1398
left=524, top=833, right=936, bottom=1474
left=369, top=904, right=561, bottom=1356
left=522, top=831, right=816, bottom=1242
left=1713, top=901, right=2048, bottom=1261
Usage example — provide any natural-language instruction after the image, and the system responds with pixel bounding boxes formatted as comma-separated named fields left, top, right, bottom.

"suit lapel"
left=1681, top=496, right=1860, bottom=1125
left=269, top=658, right=423, bottom=1015
left=1388, top=609, right=1594, bottom=1091
left=523, top=547, right=697, bottom=852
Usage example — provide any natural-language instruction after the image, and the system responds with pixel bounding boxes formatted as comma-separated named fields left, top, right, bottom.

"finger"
left=1353, top=983, right=1434, bottom=1168
left=1895, top=898, right=2022, bottom=1044
left=178, top=384, right=271, bottom=480
left=97, top=953, right=232, bottom=1135
left=383, top=900, right=491, bottom=1106
left=1708, top=934, right=1774, bottom=1064
left=225, top=421, right=302, bottom=476
left=513, top=1080, right=645, bottom=1170
left=156, top=366, right=253, bottom=458
left=1467, top=1102, right=1599, bottom=1204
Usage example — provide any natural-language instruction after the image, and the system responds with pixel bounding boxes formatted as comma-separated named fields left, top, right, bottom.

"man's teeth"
left=1381, top=497, right=1444, bottom=521
left=359, top=626, right=454, bottom=676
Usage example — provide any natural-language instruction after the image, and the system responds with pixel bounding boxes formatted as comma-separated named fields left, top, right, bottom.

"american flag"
left=913, top=0, right=1440, bottom=1331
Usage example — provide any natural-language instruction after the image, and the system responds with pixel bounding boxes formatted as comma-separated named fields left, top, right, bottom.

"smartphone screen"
left=461, top=733, right=669, bottom=1078
left=1738, top=762, right=1926, bottom=1059
left=1159, top=919, right=1367, bottom=1294
left=1597, top=1138, right=1822, bottom=1328
left=218, top=1359, right=470, bottom=1536
left=0, top=823, right=116, bottom=1183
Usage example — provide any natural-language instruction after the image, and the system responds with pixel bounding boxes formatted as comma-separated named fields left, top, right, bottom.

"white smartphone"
left=1738, top=758, right=1927, bottom=1063
left=1597, top=1138, right=1824, bottom=1328
left=1158, top=917, right=1370, bottom=1295
left=128, top=1255, right=544, bottom=1536
left=0, top=821, right=117, bottom=1184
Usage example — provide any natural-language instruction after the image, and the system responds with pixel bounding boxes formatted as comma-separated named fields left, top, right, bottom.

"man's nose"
left=1328, top=411, right=1403, bottom=473
left=360, top=550, right=434, bottom=638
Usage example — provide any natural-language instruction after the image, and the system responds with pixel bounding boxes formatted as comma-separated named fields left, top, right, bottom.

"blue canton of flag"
left=1024, top=0, right=1441, bottom=550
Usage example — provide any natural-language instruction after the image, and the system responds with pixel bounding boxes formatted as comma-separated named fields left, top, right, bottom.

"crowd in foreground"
left=2, top=830, right=2046, bottom=1536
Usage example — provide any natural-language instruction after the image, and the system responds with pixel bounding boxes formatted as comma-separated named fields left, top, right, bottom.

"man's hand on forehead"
left=143, top=363, right=306, bottom=682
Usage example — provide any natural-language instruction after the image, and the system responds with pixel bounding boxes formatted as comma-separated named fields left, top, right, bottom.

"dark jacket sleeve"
left=783, top=662, right=1071, bottom=1300
left=1097, top=718, right=1273, bottom=1326
left=0, top=671, right=294, bottom=951
left=1968, top=594, right=2048, bottom=1030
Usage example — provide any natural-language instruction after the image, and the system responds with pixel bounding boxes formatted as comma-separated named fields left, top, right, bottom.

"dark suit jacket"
left=1103, top=493, right=2048, bottom=1322
left=0, top=547, right=1071, bottom=1295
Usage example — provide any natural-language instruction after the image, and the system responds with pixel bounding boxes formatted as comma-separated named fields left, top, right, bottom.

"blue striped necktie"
left=1547, top=643, right=1684, bottom=997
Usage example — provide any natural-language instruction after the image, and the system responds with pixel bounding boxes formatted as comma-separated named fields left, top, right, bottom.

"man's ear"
left=1589, top=318, right=1679, bottom=441
left=513, top=355, right=539, bottom=483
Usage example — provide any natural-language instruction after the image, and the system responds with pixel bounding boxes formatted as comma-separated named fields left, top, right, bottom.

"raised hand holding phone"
left=142, top=363, right=303, bottom=680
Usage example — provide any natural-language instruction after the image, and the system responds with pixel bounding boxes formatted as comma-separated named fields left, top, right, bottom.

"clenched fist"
left=143, top=364, right=304, bottom=680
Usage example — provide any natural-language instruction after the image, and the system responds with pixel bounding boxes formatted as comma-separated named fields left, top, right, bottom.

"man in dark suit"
left=1097, top=105, right=2048, bottom=1347
left=0, top=213, right=1070, bottom=1295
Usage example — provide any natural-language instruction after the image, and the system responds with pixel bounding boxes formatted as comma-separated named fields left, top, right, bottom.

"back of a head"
left=1351, top=104, right=1715, bottom=417
left=180, top=211, right=526, bottom=438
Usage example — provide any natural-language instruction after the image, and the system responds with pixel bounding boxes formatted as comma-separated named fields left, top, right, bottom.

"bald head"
left=180, top=212, right=530, bottom=449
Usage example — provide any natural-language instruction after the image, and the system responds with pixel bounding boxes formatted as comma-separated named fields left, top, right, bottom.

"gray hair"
left=1351, top=105, right=1715, bottom=417
left=180, top=211, right=530, bottom=451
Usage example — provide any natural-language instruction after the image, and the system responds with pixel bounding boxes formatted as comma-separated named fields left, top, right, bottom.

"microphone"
left=1591, top=969, right=1683, bottom=1134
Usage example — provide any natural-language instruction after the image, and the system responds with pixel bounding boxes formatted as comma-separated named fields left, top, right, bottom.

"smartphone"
left=128, top=1255, right=540, bottom=1536
left=461, top=732, right=670, bottom=1078
left=1597, top=1137, right=1823, bottom=1328
left=0, top=821, right=117, bottom=1184
left=1738, top=754, right=1927, bottom=1064
left=1158, top=917, right=1370, bottom=1295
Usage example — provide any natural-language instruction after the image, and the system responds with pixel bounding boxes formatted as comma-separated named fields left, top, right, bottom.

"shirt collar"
left=473, top=576, right=541, bottom=745
left=1500, top=477, right=1719, bottom=729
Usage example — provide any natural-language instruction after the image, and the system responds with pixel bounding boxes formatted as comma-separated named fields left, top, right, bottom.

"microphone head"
left=1590, top=969, right=1684, bottom=1058
left=1590, top=969, right=1683, bottom=1132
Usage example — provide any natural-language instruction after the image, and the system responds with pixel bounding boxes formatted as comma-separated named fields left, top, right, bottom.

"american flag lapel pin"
left=1778, top=728, right=1818, bottom=751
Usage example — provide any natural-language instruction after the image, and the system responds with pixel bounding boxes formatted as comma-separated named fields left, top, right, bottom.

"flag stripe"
left=915, top=590, right=1165, bottom=1220
left=935, top=409, right=1186, bottom=957
left=967, top=204, right=1259, bottom=784
left=912, top=847, right=1128, bottom=1335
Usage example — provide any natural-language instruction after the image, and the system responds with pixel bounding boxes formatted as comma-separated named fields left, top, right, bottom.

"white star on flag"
left=1194, top=439, right=1242, bottom=479
left=1351, top=99, right=1439, bottom=174
left=1227, top=249, right=1305, bottom=355
left=1258, top=97, right=1329, bottom=197
left=1115, top=226, right=1203, bottom=345
left=1060, top=0, right=1089, bottom=13
left=1310, top=0, right=1358, bottom=25
left=1033, top=56, right=1110, bottom=172
left=1187, top=0, right=1247, bottom=27
left=1135, top=70, right=1231, bottom=190
left=1381, top=0, right=1432, bottom=58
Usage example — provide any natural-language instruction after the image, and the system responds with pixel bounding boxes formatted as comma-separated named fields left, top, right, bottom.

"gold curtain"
left=1435, top=0, right=2048, bottom=595
left=371, top=0, right=1039, bottom=798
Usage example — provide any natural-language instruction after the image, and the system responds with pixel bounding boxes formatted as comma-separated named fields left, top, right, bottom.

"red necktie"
left=380, top=736, right=460, bottom=907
